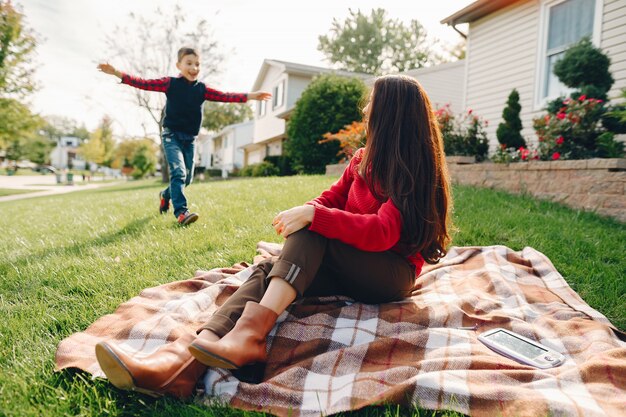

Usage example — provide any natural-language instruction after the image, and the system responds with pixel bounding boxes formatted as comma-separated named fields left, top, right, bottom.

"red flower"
left=520, top=147, right=530, bottom=160
left=556, top=112, right=566, bottom=120
left=556, top=136, right=564, bottom=145
left=468, top=109, right=473, bottom=115
left=552, top=152, right=561, bottom=160
left=578, top=94, right=587, bottom=101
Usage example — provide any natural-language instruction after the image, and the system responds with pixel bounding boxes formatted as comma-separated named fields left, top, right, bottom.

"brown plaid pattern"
left=56, top=243, right=626, bottom=417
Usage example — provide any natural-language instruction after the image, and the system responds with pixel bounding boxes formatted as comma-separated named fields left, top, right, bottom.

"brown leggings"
left=199, top=229, right=416, bottom=337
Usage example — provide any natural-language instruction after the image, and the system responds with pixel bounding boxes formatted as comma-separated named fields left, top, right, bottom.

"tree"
left=0, top=1, right=38, bottom=152
left=496, top=89, right=526, bottom=149
left=113, top=137, right=157, bottom=178
left=104, top=4, right=225, bottom=182
left=202, top=102, right=253, bottom=133
left=79, top=116, right=115, bottom=167
left=0, top=1, right=37, bottom=98
left=553, top=37, right=614, bottom=101
left=285, top=74, right=367, bottom=174
left=318, top=8, right=440, bottom=75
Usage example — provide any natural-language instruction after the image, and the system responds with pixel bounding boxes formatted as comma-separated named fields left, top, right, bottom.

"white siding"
left=253, top=65, right=286, bottom=144
left=465, top=0, right=626, bottom=149
left=465, top=0, right=540, bottom=150
left=602, top=0, right=626, bottom=102
left=403, top=61, right=466, bottom=113
left=287, top=75, right=313, bottom=109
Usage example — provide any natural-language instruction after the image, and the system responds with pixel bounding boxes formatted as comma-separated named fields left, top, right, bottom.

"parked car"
left=33, top=165, right=57, bottom=174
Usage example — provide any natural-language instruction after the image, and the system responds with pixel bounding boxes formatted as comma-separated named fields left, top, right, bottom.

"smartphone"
left=478, top=328, right=565, bottom=369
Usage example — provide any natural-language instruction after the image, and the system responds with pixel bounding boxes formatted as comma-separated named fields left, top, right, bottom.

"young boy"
left=98, top=47, right=271, bottom=226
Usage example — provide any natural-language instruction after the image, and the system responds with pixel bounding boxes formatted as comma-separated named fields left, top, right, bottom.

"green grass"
left=0, top=176, right=623, bottom=417
left=0, top=188, right=45, bottom=197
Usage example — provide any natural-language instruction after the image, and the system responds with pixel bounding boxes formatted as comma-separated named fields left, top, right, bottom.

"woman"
left=95, top=74, right=453, bottom=398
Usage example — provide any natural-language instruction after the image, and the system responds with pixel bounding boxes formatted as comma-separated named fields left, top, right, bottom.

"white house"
left=196, top=121, right=254, bottom=176
left=401, top=60, right=466, bottom=113
left=50, top=136, right=86, bottom=170
left=243, top=59, right=370, bottom=166
left=441, top=0, right=626, bottom=147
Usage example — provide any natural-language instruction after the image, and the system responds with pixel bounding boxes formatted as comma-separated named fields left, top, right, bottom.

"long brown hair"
left=360, top=74, right=452, bottom=263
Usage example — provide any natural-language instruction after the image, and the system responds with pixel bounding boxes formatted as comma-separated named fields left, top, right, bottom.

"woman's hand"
left=272, top=205, right=315, bottom=238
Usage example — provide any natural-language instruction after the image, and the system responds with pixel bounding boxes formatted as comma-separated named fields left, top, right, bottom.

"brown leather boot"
left=188, top=302, right=278, bottom=369
left=95, top=333, right=207, bottom=398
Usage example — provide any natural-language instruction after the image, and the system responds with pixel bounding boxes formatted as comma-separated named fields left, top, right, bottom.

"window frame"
left=533, top=0, right=603, bottom=110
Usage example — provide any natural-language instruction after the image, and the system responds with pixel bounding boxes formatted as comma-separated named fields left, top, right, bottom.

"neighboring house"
left=243, top=59, right=370, bottom=166
left=442, top=0, right=626, bottom=148
left=50, top=136, right=86, bottom=170
left=196, top=121, right=254, bottom=176
left=401, top=60, right=466, bottom=113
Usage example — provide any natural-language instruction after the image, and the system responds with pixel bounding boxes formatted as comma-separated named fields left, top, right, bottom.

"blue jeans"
left=161, top=128, right=196, bottom=217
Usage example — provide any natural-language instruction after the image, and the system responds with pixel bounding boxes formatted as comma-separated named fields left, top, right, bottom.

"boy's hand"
left=97, top=63, right=121, bottom=78
left=248, top=91, right=271, bottom=101
left=272, top=205, right=314, bottom=238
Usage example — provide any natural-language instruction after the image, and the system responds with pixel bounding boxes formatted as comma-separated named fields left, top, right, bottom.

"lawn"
left=0, top=176, right=624, bottom=417
left=0, top=188, right=45, bottom=197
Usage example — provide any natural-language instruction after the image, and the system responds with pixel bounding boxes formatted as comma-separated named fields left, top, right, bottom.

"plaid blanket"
left=56, top=243, right=626, bottom=417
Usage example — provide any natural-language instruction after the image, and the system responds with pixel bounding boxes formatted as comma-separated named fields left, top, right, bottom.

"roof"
left=252, top=59, right=371, bottom=91
left=441, top=0, right=525, bottom=25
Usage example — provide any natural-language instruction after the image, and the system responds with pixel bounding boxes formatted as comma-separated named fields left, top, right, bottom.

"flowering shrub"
left=435, top=105, right=489, bottom=161
left=320, top=121, right=366, bottom=162
left=533, top=95, right=624, bottom=160
left=492, top=144, right=540, bottom=164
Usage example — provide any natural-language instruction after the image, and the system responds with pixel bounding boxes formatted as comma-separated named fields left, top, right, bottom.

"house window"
left=258, top=100, right=267, bottom=117
left=273, top=81, right=284, bottom=109
left=540, top=0, right=596, bottom=101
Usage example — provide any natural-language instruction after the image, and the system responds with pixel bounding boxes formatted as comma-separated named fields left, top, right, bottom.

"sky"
left=18, top=0, right=474, bottom=138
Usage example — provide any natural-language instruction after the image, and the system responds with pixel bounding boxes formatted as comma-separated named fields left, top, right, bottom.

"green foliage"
left=553, top=38, right=614, bottom=101
left=318, top=8, right=440, bottom=75
left=130, top=143, right=157, bottom=179
left=0, top=97, right=38, bottom=152
left=435, top=106, right=489, bottom=161
left=496, top=89, right=525, bottom=149
left=241, top=161, right=280, bottom=177
left=285, top=74, right=366, bottom=174
left=0, top=1, right=37, bottom=98
left=79, top=116, right=115, bottom=167
left=202, top=102, right=253, bottom=133
left=603, top=89, right=626, bottom=132
left=263, top=155, right=294, bottom=176
left=534, top=96, right=624, bottom=160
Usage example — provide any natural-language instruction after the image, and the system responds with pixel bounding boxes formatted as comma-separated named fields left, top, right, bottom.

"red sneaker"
left=159, top=192, right=170, bottom=214
left=177, top=210, right=199, bottom=226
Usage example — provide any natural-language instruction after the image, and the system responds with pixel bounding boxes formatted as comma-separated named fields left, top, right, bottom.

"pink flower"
left=468, top=109, right=473, bottom=115
left=556, top=112, right=566, bottom=120
left=578, top=94, right=587, bottom=101
left=556, top=136, right=564, bottom=145
left=552, top=152, right=561, bottom=160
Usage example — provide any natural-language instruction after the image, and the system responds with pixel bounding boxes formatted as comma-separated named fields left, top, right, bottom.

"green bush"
left=240, top=161, right=280, bottom=177
left=285, top=74, right=367, bottom=174
left=553, top=37, right=614, bottom=101
left=435, top=106, right=489, bottom=162
left=496, top=89, right=526, bottom=149
left=264, top=155, right=295, bottom=176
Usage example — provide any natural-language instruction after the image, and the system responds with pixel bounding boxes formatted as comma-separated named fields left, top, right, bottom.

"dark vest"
left=163, top=77, right=205, bottom=136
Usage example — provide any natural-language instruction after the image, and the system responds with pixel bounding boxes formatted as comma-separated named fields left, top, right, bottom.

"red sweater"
left=307, top=148, right=424, bottom=275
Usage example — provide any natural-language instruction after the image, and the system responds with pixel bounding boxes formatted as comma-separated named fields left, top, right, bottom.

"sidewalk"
left=0, top=175, right=121, bottom=203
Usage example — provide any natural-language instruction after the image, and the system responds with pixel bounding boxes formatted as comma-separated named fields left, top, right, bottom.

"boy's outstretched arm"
left=97, top=62, right=170, bottom=93
left=248, top=91, right=272, bottom=101
left=97, top=63, right=123, bottom=79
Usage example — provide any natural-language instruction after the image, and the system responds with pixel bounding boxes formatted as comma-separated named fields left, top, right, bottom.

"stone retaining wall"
left=326, top=158, right=626, bottom=222
left=449, top=158, right=626, bottom=222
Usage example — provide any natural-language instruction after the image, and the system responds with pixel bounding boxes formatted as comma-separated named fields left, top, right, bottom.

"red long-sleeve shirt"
left=120, top=73, right=247, bottom=136
left=307, top=148, right=424, bottom=275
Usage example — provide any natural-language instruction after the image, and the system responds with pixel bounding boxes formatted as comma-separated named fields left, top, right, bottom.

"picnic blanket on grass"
left=56, top=243, right=626, bottom=417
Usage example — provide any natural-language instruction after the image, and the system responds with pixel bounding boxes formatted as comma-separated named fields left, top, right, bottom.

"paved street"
left=0, top=174, right=120, bottom=202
